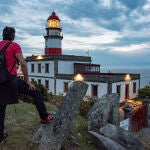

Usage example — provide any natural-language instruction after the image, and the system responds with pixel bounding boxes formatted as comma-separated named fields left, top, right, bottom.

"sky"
left=0, top=0, right=150, bottom=69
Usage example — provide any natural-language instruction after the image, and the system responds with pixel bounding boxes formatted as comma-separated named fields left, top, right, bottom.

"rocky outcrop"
left=32, top=81, right=88, bottom=150
left=99, top=123, right=145, bottom=150
left=86, top=93, right=120, bottom=131
left=86, top=93, right=145, bottom=150
left=89, top=131, right=126, bottom=150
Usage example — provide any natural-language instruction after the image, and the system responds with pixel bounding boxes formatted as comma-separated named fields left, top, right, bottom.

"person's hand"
left=26, top=81, right=36, bottom=91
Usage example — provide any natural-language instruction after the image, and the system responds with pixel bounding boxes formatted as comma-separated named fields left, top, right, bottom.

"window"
left=45, top=80, right=49, bottom=89
left=31, top=63, right=34, bottom=73
left=64, top=82, right=69, bottom=92
left=45, top=63, right=49, bottom=73
left=38, top=63, right=41, bottom=73
left=31, top=78, right=34, bottom=82
left=116, top=85, right=121, bottom=96
left=133, top=82, right=136, bottom=93
left=92, top=85, right=98, bottom=97
left=38, top=79, right=41, bottom=84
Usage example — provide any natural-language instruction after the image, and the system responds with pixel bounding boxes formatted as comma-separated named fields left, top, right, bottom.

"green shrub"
left=138, top=86, right=150, bottom=98
left=19, top=80, right=53, bottom=103
left=79, top=96, right=97, bottom=116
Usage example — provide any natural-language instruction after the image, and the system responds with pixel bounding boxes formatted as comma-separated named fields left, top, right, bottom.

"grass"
left=0, top=101, right=98, bottom=150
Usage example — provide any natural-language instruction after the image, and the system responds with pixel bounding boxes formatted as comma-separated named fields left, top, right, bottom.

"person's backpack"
left=0, top=42, right=12, bottom=83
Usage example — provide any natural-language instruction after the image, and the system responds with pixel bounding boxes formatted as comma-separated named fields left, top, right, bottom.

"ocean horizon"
left=101, top=67, right=150, bottom=88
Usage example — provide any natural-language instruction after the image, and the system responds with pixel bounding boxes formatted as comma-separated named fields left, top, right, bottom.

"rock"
left=89, top=131, right=126, bottom=150
left=86, top=93, right=120, bottom=131
left=32, top=81, right=88, bottom=150
left=139, top=128, right=150, bottom=136
left=99, top=123, right=145, bottom=150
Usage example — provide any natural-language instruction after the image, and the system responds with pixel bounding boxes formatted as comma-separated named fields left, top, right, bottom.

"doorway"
left=125, top=84, right=129, bottom=99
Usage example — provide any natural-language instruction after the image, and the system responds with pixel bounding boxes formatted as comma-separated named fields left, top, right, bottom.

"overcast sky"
left=0, top=0, right=150, bottom=69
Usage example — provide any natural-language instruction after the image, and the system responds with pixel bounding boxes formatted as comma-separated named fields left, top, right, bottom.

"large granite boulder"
left=99, top=123, right=145, bottom=150
left=89, top=131, right=126, bottom=150
left=32, top=81, right=88, bottom=150
left=86, top=93, right=120, bottom=131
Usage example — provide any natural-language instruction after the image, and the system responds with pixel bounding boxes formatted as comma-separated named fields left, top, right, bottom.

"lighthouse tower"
left=44, top=11, right=63, bottom=55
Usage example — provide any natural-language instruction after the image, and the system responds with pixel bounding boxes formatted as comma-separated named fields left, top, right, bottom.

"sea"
left=101, top=67, right=150, bottom=89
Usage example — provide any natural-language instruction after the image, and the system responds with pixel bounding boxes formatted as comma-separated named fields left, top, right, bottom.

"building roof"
left=26, top=54, right=92, bottom=62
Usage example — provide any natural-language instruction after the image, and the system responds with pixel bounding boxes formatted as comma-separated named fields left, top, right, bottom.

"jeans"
left=0, top=77, right=49, bottom=135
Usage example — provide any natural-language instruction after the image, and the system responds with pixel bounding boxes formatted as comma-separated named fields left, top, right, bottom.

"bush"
left=19, top=80, right=53, bottom=103
left=79, top=96, right=97, bottom=116
left=31, top=80, right=53, bottom=101
left=138, top=86, right=150, bottom=98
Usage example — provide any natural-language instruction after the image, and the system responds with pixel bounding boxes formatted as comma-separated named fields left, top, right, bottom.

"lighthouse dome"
left=47, top=11, right=60, bottom=21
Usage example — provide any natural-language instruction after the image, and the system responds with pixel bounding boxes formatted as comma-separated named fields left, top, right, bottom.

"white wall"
left=55, top=80, right=108, bottom=98
left=112, top=79, right=140, bottom=102
left=28, top=61, right=54, bottom=77
left=58, top=61, right=90, bottom=74
left=46, top=39, right=61, bottom=48
left=112, top=82, right=125, bottom=102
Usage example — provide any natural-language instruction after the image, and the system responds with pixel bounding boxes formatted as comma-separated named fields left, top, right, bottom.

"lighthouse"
left=44, top=11, right=63, bottom=55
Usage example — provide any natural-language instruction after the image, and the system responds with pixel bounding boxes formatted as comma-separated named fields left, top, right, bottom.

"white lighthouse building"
left=26, top=11, right=140, bottom=102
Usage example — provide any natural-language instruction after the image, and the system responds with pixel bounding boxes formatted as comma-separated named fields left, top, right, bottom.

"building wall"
left=54, top=79, right=108, bottom=98
left=86, top=82, right=107, bottom=98
left=27, top=60, right=140, bottom=102
left=58, top=61, right=90, bottom=74
left=28, top=61, right=54, bottom=77
left=112, top=80, right=139, bottom=102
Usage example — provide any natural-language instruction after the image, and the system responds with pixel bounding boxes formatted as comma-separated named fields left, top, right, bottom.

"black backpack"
left=0, top=42, right=15, bottom=83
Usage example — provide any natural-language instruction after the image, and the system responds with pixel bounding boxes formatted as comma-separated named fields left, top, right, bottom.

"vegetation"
left=138, top=85, right=150, bottom=99
left=20, top=80, right=53, bottom=103
left=79, top=96, right=97, bottom=116
left=0, top=101, right=97, bottom=150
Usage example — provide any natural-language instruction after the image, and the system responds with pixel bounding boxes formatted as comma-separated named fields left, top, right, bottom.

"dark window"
left=133, top=82, right=136, bottom=93
left=92, top=85, right=98, bottom=97
left=45, top=63, right=49, bottom=73
left=31, top=78, right=34, bottom=82
left=64, top=82, right=69, bottom=92
left=45, top=80, right=49, bottom=89
left=31, top=63, right=34, bottom=73
left=38, top=79, right=41, bottom=84
left=38, top=63, right=41, bottom=73
left=116, top=85, right=121, bottom=96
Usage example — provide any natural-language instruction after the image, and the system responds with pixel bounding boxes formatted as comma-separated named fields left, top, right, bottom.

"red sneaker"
left=0, top=133, right=8, bottom=144
left=41, top=115, right=53, bottom=124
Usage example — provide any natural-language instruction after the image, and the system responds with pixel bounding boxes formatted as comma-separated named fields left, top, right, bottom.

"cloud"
left=0, top=0, right=149, bottom=67
left=110, top=43, right=150, bottom=53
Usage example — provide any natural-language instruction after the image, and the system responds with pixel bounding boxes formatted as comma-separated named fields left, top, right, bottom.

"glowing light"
left=125, top=74, right=131, bottom=84
left=74, top=74, right=84, bottom=81
left=37, top=55, right=44, bottom=60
